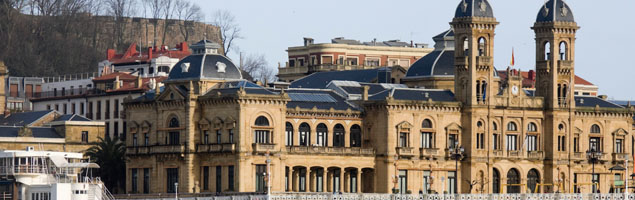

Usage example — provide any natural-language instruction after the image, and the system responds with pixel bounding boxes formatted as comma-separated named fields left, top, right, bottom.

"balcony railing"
left=126, top=145, right=185, bottom=155
left=507, top=150, right=522, bottom=158
left=476, top=56, right=492, bottom=66
left=286, top=146, right=375, bottom=156
left=419, top=148, right=439, bottom=157
left=528, top=151, right=544, bottom=160
left=492, top=150, right=504, bottom=157
left=31, top=88, right=107, bottom=99
left=252, top=143, right=276, bottom=154
left=613, top=153, right=628, bottom=161
left=196, top=144, right=236, bottom=153
left=558, top=60, right=573, bottom=70
left=278, top=66, right=308, bottom=75
left=396, top=147, right=415, bottom=157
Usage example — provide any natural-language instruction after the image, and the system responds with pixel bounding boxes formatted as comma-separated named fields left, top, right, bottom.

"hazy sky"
left=199, top=0, right=635, bottom=100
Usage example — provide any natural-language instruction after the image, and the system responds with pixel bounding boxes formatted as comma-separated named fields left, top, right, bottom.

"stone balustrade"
left=286, top=146, right=375, bottom=156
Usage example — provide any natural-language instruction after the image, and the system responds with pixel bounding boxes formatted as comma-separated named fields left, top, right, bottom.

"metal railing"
left=31, top=88, right=107, bottom=99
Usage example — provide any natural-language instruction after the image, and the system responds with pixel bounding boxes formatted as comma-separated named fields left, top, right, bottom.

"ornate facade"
left=124, top=0, right=634, bottom=196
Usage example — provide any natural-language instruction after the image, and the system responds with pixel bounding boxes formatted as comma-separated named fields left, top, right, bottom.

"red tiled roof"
left=108, top=43, right=191, bottom=65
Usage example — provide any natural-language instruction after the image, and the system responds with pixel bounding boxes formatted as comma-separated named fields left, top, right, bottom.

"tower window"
left=478, top=37, right=487, bottom=56
left=544, top=41, right=551, bottom=60
left=559, top=42, right=568, bottom=60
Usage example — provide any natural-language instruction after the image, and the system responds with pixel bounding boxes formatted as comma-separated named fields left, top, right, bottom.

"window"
left=114, top=121, right=119, bottom=139
left=346, top=57, right=358, bottom=66
left=365, top=57, right=380, bottom=66
left=285, top=122, right=293, bottom=146
left=589, top=137, right=601, bottom=152
left=203, top=130, right=209, bottom=144
left=476, top=133, right=485, bottom=149
left=506, top=135, right=518, bottom=151
left=507, top=169, right=521, bottom=193
left=229, top=129, right=234, bottom=144
left=133, top=134, right=138, bottom=147
left=298, top=58, right=305, bottom=67
left=122, top=122, right=127, bottom=141
left=228, top=166, right=234, bottom=191
left=421, top=132, right=433, bottom=149
left=423, top=171, right=431, bottom=194
left=398, top=170, right=407, bottom=194
left=71, top=103, right=76, bottom=114
left=299, top=168, right=307, bottom=192
left=166, top=168, right=178, bottom=193
left=131, top=168, right=138, bottom=193
left=144, top=133, right=149, bottom=146
left=507, top=122, right=517, bottom=131
left=289, top=59, right=295, bottom=67
left=81, top=131, right=88, bottom=143
left=88, top=102, right=93, bottom=119
left=105, top=100, right=110, bottom=120
left=448, top=134, right=458, bottom=149
left=399, top=132, right=409, bottom=147
left=168, top=117, right=180, bottom=145
left=493, top=134, right=500, bottom=150
left=492, top=169, right=501, bottom=193
left=527, top=169, right=540, bottom=193
left=574, top=137, right=579, bottom=152
left=322, top=56, right=333, bottom=65
left=47, top=105, right=51, bottom=110
left=592, top=174, right=600, bottom=192
left=143, top=168, right=150, bottom=194
left=448, top=171, right=456, bottom=194
left=96, top=101, right=101, bottom=120
left=591, top=124, right=601, bottom=134
left=55, top=104, right=59, bottom=112
left=350, top=125, right=362, bottom=147
left=527, top=123, right=537, bottom=132
left=422, top=119, right=432, bottom=128
left=558, top=136, right=566, bottom=151
left=114, top=99, right=119, bottom=118
left=216, top=166, right=222, bottom=192
left=615, top=139, right=624, bottom=153
left=63, top=104, right=67, bottom=114
left=203, top=166, right=209, bottom=190
left=333, top=124, right=345, bottom=147
left=256, top=165, right=266, bottom=192
left=493, top=122, right=498, bottom=131
left=216, top=129, right=222, bottom=144
left=299, top=123, right=310, bottom=146
left=316, top=124, right=327, bottom=147
left=254, top=116, right=271, bottom=144
left=527, top=135, right=537, bottom=152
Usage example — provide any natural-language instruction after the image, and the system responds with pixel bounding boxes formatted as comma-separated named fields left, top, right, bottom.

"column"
left=310, top=168, right=316, bottom=192
left=356, top=168, right=362, bottom=193
left=344, top=170, right=350, bottom=193
left=292, top=169, right=299, bottom=192
left=320, top=168, right=326, bottom=192
left=327, top=170, right=333, bottom=192
left=344, top=129, right=350, bottom=147
left=339, top=169, right=344, bottom=193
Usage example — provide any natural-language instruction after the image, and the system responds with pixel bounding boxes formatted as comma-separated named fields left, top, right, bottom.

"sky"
left=199, top=0, right=635, bottom=100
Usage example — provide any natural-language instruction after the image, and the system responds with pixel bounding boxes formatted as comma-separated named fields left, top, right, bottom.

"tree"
left=85, top=137, right=127, bottom=194
left=211, top=10, right=242, bottom=56
left=159, top=0, right=174, bottom=46
left=174, top=0, right=202, bottom=42
left=241, top=53, right=277, bottom=83
left=143, top=0, right=162, bottom=46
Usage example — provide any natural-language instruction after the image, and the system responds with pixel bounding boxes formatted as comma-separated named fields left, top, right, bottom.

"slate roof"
left=290, top=68, right=388, bottom=89
left=536, top=0, right=575, bottom=23
left=369, top=88, right=456, bottom=102
left=54, top=114, right=91, bottom=122
left=575, top=96, right=623, bottom=108
left=168, top=54, right=242, bottom=81
left=286, top=89, right=359, bottom=111
left=454, top=0, right=494, bottom=18
left=208, top=80, right=278, bottom=96
left=0, top=127, right=63, bottom=138
left=407, top=50, right=455, bottom=77
left=0, top=110, right=54, bottom=126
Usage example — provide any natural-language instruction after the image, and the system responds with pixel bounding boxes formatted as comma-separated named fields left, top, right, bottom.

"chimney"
left=148, top=47, right=153, bottom=59
left=303, top=37, right=314, bottom=47
left=107, top=49, right=116, bottom=60
left=114, top=76, right=121, bottom=90
left=180, top=42, right=188, bottom=52
left=362, top=86, right=369, bottom=101
left=136, top=76, right=143, bottom=88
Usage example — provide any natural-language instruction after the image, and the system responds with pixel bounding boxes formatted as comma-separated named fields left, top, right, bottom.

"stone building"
left=124, top=0, right=634, bottom=196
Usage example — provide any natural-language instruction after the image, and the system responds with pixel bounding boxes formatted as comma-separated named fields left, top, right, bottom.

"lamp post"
left=449, top=143, right=465, bottom=194
left=587, top=149, right=602, bottom=193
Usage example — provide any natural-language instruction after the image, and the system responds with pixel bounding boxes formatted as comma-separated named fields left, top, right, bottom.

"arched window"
left=422, top=119, right=433, bottom=129
left=527, top=169, right=541, bottom=193
left=463, top=38, right=469, bottom=56
left=507, top=122, right=518, bottom=132
left=169, top=117, right=179, bottom=128
left=333, top=124, right=345, bottom=147
left=478, top=37, right=487, bottom=56
left=507, top=169, right=521, bottom=193
left=477, top=121, right=483, bottom=128
left=493, top=122, right=498, bottom=131
left=558, top=123, right=565, bottom=132
left=316, top=123, right=328, bottom=147
left=299, top=123, right=310, bottom=146
left=492, top=168, right=501, bottom=194
left=544, top=41, right=551, bottom=60
left=254, top=116, right=271, bottom=144
left=559, top=42, right=568, bottom=60
left=528, top=123, right=537, bottom=132
left=477, top=80, right=487, bottom=103
left=285, top=122, right=294, bottom=146
left=168, top=117, right=180, bottom=145
left=591, top=124, right=601, bottom=134
left=350, top=125, right=362, bottom=147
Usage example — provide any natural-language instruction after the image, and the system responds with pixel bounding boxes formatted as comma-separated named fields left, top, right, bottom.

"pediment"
left=574, top=127, right=583, bottom=135
left=445, top=122, right=462, bottom=134
left=396, top=121, right=413, bottom=131
left=198, top=118, right=211, bottom=130
left=613, top=128, right=629, bottom=136
left=213, top=117, right=224, bottom=128
left=156, top=84, right=186, bottom=101
left=225, top=116, right=236, bottom=128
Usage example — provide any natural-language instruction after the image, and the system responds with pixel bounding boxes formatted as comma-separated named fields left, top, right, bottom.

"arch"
left=254, top=116, right=270, bottom=126
left=527, top=169, right=541, bottom=193
left=285, top=122, right=294, bottom=146
left=350, top=124, right=362, bottom=147
left=591, top=124, right=601, bottom=134
left=478, top=37, right=487, bottom=56
left=527, top=122, right=538, bottom=132
left=559, top=41, right=568, bottom=60
left=463, top=37, right=470, bottom=56
left=299, top=123, right=311, bottom=146
left=492, top=122, right=498, bottom=131
left=333, top=124, right=345, bottom=147
left=168, top=117, right=179, bottom=128
left=507, top=122, right=518, bottom=132
left=544, top=41, right=551, bottom=60
left=316, top=123, right=328, bottom=147
left=492, top=168, right=501, bottom=193
left=506, top=168, right=521, bottom=193
left=558, top=123, right=566, bottom=132
left=422, top=119, right=433, bottom=129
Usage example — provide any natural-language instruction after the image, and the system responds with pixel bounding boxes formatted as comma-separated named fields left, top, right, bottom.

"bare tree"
left=241, top=53, right=276, bottom=83
left=143, top=0, right=162, bottom=46
left=174, top=0, right=202, bottom=42
left=159, top=0, right=174, bottom=46
left=211, top=10, right=241, bottom=56
left=104, top=0, right=136, bottom=49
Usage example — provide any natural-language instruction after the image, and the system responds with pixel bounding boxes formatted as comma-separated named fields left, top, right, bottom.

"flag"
left=510, top=48, right=515, bottom=67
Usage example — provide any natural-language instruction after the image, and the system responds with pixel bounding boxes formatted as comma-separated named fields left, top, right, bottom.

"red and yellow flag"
left=510, top=47, right=515, bottom=67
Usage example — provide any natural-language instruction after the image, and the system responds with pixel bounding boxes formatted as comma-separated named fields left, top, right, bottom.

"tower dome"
left=536, top=0, right=575, bottom=22
left=454, top=0, right=494, bottom=18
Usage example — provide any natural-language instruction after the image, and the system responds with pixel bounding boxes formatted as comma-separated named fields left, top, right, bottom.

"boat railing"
left=0, top=165, right=49, bottom=174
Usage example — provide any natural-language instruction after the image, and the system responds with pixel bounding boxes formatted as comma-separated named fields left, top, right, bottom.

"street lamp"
left=449, top=143, right=465, bottom=194
left=587, top=149, right=603, bottom=193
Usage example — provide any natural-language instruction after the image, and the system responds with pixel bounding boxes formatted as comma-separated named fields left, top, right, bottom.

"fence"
left=115, top=193, right=635, bottom=200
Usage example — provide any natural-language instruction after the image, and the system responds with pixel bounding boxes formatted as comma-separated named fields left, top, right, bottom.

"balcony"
left=528, top=151, right=545, bottom=160
left=396, top=147, right=415, bottom=157
left=613, top=153, right=628, bottom=161
left=476, top=56, right=492, bottom=66
left=278, top=66, right=308, bottom=75
left=558, top=60, right=573, bottom=70
left=507, top=150, right=522, bottom=158
left=492, top=150, right=504, bottom=157
left=286, top=146, right=375, bottom=156
left=252, top=143, right=276, bottom=154
left=573, top=152, right=585, bottom=160
left=419, top=148, right=440, bottom=158
left=196, top=144, right=236, bottom=153
left=126, top=146, right=150, bottom=155
left=150, top=145, right=186, bottom=154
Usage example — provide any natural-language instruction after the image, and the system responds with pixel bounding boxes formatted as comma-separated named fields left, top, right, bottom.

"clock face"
left=511, top=85, right=519, bottom=95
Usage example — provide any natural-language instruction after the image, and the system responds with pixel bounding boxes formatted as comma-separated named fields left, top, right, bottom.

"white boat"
left=0, top=147, right=114, bottom=200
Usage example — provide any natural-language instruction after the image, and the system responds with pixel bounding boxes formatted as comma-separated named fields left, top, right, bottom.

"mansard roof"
left=575, top=96, right=624, bottom=109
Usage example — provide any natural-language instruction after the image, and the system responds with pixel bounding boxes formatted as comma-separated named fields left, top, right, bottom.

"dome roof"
left=454, top=0, right=494, bottom=18
left=536, top=0, right=575, bottom=22
left=406, top=30, right=455, bottom=77
left=167, top=54, right=242, bottom=81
